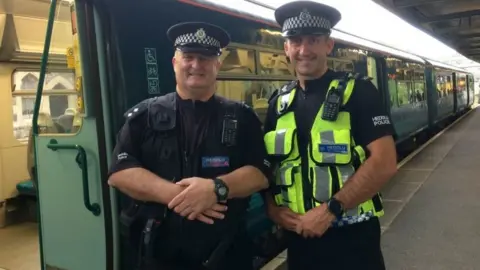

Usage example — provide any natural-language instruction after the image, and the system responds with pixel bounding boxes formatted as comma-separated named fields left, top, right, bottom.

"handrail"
left=47, top=139, right=101, bottom=216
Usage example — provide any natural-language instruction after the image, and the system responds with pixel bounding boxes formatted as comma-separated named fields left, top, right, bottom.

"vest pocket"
left=311, top=166, right=332, bottom=203
left=264, top=128, right=297, bottom=159
left=274, top=164, right=301, bottom=211
left=310, top=129, right=352, bottom=165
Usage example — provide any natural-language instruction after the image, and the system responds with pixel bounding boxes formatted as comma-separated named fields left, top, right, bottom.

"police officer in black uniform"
left=108, top=22, right=269, bottom=270
left=263, top=1, right=398, bottom=269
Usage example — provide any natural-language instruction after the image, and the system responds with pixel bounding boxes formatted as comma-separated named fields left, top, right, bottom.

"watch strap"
left=213, top=178, right=229, bottom=201
left=327, top=198, right=344, bottom=219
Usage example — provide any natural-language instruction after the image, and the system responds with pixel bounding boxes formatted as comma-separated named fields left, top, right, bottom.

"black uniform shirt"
left=176, top=94, right=216, bottom=164
left=109, top=92, right=270, bottom=263
left=110, top=93, right=269, bottom=177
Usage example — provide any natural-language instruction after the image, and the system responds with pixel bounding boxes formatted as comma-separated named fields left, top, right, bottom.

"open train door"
left=32, top=1, right=115, bottom=269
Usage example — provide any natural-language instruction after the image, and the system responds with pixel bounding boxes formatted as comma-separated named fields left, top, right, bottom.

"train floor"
left=265, top=106, right=480, bottom=270
left=0, top=222, right=40, bottom=270
left=1, top=107, right=479, bottom=270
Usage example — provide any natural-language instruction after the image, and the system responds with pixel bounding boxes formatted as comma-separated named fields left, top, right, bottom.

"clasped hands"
left=268, top=203, right=336, bottom=238
left=167, top=177, right=226, bottom=225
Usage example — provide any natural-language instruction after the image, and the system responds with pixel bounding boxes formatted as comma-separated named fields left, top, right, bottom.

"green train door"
left=32, top=1, right=116, bottom=269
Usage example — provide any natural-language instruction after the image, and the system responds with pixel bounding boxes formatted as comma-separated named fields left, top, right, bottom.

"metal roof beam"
left=458, top=43, right=480, bottom=50
left=464, top=48, right=480, bottom=54
left=434, top=21, right=480, bottom=34
left=394, top=0, right=457, bottom=9
left=419, top=10, right=480, bottom=23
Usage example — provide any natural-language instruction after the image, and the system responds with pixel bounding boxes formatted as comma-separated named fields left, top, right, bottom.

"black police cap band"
left=167, top=22, right=231, bottom=56
left=274, top=1, right=342, bottom=37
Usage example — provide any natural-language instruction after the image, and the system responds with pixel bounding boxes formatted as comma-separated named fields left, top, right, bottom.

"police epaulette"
left=344, top=72, right=372, bottom=81
left=123, top=97, right=158, bottom=119
left=267, top=89, right=279, bottom=104
left=268, top=80, right=296, bottom=103
left=280, top=80, right=296, bottom=94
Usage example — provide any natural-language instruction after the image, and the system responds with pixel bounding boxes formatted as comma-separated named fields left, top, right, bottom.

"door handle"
left=47, top=139, right=101, bottom=216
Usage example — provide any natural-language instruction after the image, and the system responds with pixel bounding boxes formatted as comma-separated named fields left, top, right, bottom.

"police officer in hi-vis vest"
left=263, top=1, right=398, bottom=269
left=108, top=22, right=269, bottom=270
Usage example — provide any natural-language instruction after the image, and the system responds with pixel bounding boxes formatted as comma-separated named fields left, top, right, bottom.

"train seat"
left=16, top=180, right=36, bottom=197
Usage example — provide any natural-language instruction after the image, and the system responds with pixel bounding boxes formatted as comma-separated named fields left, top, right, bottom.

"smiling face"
left=284, top=34, right=334, bottom=80
left=172, top=50, right=221, bottom=100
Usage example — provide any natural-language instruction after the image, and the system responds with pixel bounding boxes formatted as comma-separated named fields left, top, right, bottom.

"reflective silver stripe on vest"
left=320, top=130, right=335, bottom=163
left=275, top=129, right=286, bottom=155
left=278, top=164, right=295, bottom=205
left=314, top=166, right=330, bottom=202
left=338, top=165, right=358, bottom=216
left=278, top=163, right=295, bottom=186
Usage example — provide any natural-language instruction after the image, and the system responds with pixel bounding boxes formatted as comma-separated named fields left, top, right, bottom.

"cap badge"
left=299, top=9, right=311, bottom=21
left=195, top=28, right=206, bottom=40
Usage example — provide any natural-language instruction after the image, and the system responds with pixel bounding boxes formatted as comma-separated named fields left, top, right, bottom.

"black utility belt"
left=138, top=218, right=239, bottom=270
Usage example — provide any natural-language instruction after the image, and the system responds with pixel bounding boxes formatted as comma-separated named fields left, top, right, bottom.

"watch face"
left=218, top=186, right=227, bottom=196
left=328, top=199, right=342, bottom=216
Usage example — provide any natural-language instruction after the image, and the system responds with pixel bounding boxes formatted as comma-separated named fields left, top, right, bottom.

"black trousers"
left=286, top=218, right=385, bottom=270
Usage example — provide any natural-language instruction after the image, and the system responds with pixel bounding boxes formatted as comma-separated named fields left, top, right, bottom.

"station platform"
left=264, top=106, right=480, bottom=270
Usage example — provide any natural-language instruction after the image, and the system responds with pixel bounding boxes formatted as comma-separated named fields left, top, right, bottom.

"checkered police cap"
left=282, top=10, right=332, bottom=33
left=174, top=29, right=221, bottom=49
left=167, top=22, right=231, bottom=56
left=275, top=1, right=341, bottom=38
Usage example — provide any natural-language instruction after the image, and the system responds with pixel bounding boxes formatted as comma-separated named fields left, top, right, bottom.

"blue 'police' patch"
left=318, top=144, right=349, bottom=154
left=202, top=156, right=230, bottom=168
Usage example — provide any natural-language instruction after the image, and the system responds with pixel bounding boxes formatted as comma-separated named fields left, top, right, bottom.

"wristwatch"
left=213, top=178, right=229, bottom=202
left=326, top=197, right=344, bottom=219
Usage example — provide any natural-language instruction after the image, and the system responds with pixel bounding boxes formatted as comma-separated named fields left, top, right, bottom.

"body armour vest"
left=264, top=73, right=384, bottom=226
left=122, top=92, right=250, bottom=260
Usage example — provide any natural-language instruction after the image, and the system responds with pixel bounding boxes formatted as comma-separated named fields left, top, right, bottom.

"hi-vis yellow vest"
left=264, top=74, right=384, bottom=225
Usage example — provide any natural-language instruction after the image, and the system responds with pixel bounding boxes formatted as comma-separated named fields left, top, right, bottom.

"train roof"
left=180, top=0, right=473, bottom=71
left=426, top=59, right=470, bottom=73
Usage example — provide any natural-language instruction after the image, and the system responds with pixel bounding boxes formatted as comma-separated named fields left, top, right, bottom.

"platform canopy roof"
left=372, top=0, right=480, bottom=68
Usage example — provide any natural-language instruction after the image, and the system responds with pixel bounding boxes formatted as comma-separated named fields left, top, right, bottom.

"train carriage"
left=0, top=0, right=476, bottom=269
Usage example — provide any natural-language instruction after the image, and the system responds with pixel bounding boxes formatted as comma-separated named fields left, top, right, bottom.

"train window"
left=387, top=76, right=398, bottom=107
left=11, top=70, right=78, bottom=141
left=215, top=80, right=289, bottom=124
left=219, top=47, right=256, bottom=74
left=468, top=75, right=475, bottom=91
left=396, top=68, right=413, bottom=106
left=386, top=57, right=426, bottom=105
left=457, top=74, right=467, bottom=92
left=436, top=71, right=453, bottom=98
left=334, top=60, right=354, bottom=72
left=367, top=56, right=378, bottom=89
left=397, top=82, right=410, bottom=106
left=331, top=46, right=370, bottom=74
left=414, top=70, right=425, bottom=102
left=327, top=59, right=335, bottom=69
left=258, top=52, right=294, bottom=76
